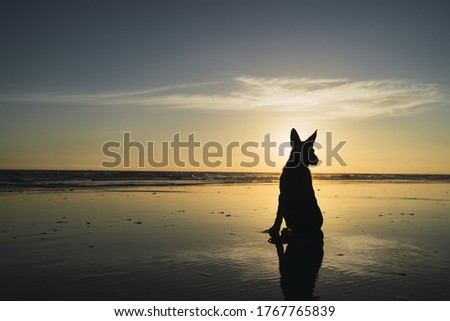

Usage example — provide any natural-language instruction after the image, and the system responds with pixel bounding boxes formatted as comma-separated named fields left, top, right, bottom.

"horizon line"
left=0, top=168, right=449, bottom=176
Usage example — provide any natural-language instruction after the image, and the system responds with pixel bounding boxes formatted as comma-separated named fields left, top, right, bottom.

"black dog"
left=269, top=128, right=323, bottom=238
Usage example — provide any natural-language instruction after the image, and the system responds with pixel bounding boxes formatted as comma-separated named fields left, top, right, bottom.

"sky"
left=0, top=0, right=449, bottom=173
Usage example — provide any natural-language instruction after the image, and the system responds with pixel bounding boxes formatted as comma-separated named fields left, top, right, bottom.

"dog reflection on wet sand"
left=273, top=234, right=324, bottom=300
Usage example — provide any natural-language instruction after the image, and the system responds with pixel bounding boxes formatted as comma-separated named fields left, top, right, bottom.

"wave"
left=0, top=170, right=449, bottom=190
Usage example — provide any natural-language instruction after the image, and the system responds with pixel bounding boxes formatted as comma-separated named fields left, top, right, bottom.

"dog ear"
left=290, top=128, right=302, bottom=147
left=306, top=130, right=317, bottom=143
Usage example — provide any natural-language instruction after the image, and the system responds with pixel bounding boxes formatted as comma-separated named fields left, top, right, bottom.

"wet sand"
left=0, top=181, right=449, bottom=300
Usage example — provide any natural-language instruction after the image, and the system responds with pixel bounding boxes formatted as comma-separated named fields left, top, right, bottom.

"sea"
left=0, top=170, right=449, bottom=190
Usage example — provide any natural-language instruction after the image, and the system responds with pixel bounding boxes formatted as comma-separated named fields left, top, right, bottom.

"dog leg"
left=269, top=210, right=283, bottom=237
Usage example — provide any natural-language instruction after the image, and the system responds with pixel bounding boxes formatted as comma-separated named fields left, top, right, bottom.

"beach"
left=1, top=173, right=449, bottom=300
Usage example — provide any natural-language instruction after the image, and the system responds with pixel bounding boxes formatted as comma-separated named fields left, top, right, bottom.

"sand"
left=0, top=181, right=449, bottom=300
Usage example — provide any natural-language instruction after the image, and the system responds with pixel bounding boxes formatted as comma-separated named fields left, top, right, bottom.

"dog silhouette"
left=269, top=128, right=323, bottom=238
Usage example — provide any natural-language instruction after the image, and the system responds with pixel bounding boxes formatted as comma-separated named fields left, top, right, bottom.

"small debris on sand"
left=134, top=221, right=143, bottom=224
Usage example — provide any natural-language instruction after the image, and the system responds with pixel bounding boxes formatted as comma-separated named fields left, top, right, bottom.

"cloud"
left=1, top=76, right=444, bottom=118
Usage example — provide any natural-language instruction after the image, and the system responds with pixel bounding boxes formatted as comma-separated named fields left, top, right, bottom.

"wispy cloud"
left=1, top=76, right=444, bottom=118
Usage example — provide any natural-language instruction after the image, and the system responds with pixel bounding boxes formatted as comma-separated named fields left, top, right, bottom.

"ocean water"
left=1, top=170, right=449, bottom=190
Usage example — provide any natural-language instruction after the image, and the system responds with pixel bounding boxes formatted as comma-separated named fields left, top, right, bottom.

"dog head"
left=287, top=128, right=319, bottom=167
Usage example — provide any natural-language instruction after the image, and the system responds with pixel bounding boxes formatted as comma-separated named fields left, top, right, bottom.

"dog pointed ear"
left=306, top=130, right=317, bottom=143
left=290, top=128, right=302, bottom=147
